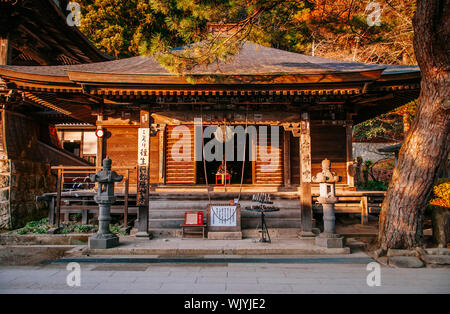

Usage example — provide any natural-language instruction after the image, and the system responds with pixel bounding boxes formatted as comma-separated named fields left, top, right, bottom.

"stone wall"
left=353, top=142, right=398, bottom=163
left=0, top=159, right=55, bottom=229
left=0, top=160, right=10, bottom=229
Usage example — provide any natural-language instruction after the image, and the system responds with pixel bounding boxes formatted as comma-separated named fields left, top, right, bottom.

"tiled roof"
left=0, top=42, right=408, bottom=77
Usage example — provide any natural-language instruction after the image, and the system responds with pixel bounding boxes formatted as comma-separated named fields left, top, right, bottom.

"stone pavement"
left=82, top=237, right=350, bottom=256
left=0, top=257, right=449, bottom=294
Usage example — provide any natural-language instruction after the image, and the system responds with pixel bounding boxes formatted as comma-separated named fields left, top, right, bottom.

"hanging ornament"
left=214, top=125, right=234, bottom=143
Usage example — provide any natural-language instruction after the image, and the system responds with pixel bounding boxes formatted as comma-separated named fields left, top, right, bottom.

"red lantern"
left=95, top=128, right=104, bottom=138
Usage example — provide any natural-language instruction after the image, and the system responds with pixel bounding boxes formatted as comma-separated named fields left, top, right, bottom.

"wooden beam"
left=0, top=35, right=11, bottom=65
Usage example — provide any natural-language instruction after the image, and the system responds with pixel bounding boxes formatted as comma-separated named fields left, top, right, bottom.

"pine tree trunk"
left=378, top=0, right=450, bottom=250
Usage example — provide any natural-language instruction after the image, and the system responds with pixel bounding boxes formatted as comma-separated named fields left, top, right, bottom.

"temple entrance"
left=196, top=127, right=253, bottom=185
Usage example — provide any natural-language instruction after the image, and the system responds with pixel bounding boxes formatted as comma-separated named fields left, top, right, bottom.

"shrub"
left=429, top=178, right=450, bottom=208
left=357, top=180, right=388, bottom=191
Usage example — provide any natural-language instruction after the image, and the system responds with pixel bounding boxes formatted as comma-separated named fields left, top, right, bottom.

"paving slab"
left=388, top=256, right=425, bottom=268
left=421, top=255, right=450, bottom=265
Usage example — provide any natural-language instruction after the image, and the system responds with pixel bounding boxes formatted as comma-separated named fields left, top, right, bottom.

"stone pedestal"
left=88, top=233, right=119, bottom=249
left=88, top=157, right=123, bottom=250
left=315, top=233, right=344, bottom=248
left=312, top=159, right=345, bottom=249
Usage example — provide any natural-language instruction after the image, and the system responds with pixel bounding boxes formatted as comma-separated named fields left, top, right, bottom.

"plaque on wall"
left=207, top=204, right=241, bottom=233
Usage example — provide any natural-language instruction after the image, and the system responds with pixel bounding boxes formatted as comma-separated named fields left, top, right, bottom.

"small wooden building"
left=0, top=39, right=421, bottom=232
left=0, top=0, right=111, bottom=229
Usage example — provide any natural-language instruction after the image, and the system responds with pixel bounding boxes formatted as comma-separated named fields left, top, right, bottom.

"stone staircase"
left=148, top=192, right=302, bottom=235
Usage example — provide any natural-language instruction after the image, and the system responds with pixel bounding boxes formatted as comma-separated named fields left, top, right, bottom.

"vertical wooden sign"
left=138, top=128, right=150, bottom=167
left=136, top=109, right=150, bottom=237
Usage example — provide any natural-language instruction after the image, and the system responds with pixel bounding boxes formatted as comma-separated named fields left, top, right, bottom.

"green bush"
left=16, top=218, right=52, bottom=234
left=15, top=218, right=122, bottom=235
left=357, top=180, right=388, bottom=191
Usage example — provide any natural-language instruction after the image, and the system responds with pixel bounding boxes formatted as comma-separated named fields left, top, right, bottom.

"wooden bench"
left=180, top=224, right=207, bottom=239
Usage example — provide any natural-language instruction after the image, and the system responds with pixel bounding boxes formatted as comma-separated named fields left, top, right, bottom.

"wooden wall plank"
left=105, top=127, right=138, bottom=184
left=255, top=126, right=283, bottom=185
left=291, top=124, right=347, bottom=185
left=165, top=125, right=195, bottom=184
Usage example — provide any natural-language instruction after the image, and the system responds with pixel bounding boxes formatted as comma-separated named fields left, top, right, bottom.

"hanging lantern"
left=95, top=128, right=104, bottom=138
left=214, top=125, right=234, bottom=143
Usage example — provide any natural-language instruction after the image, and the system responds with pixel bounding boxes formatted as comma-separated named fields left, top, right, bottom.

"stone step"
left=148, top=228, right=302, bottom=239
left=149, top=192, right=300, bottom=200
left=149, top=199, right=300, bottom=210
left=148, top=217, right=301, bottom=229
left=148, top=208, right=301, bottom=219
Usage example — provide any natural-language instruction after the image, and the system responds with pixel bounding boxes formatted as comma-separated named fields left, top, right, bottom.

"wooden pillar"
left=299, top=114, right=314, bottom=237
left=0, top=35, right=11, bottom=65
left=361, top=195, right=369, bottom=225
left=55, top=168, right=62, bottom=227
left=96, top=114, right=104, bottom=168
left=283, top=129, right=291, bottom=187
left=346, top=123, right=355, bottom=188
left=159, top=124, right=166, bottom=184
left=136, top=109, right=150, bottom=237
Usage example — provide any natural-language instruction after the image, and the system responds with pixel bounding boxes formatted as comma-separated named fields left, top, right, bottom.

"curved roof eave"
left=0, top=42, right=421, bottom=88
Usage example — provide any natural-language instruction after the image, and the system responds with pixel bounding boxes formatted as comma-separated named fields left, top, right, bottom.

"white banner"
left=210, top=205, right=237, bottom=227
left=138, top=128, right=150, bottom=166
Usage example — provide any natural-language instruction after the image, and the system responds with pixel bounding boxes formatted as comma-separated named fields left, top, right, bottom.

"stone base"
left=208, top=232, right=242, bottom=240
left=135, top=231, right=150, bottom=238
left=88, top=233, right=119, bottom=249
left=299, top=231, right=316, bottom=238
left=315, top=233, right=344, bottom=248
left=389, top=256, right=425, bottom=268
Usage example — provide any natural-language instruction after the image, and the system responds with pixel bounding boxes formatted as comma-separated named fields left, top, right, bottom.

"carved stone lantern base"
left=315, top=233, right=344, bottom=248
left=89, top=233, right=119, bottom=249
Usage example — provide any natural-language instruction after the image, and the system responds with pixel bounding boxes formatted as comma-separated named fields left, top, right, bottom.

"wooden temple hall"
left=0, top=1, right=421, bottom=234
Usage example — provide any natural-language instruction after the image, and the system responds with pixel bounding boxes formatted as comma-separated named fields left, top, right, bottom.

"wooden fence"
left=38, top=165, right=137, bottom=227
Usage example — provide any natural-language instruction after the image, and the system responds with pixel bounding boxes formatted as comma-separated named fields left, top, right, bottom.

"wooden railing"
left=312, top=191, right=386, bottom=224
left=47, top=165, right=137, bottom=227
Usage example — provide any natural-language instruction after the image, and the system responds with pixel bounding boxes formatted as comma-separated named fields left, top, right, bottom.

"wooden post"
left=96, top=114, right=104, bottom=168
left=346, top=123, right=355, bottom=188
left=81, top=205, right=89, bottom=225
left=123, top=169, right=129, bottom=226
left=0, top=35, right=11, bottom=65
left=283, top=130, right=291, bottom=187
left=55, top=168, right=62, bottom=227
left=48, top=196, right=55, bottom=225
left=136, top=109, right=150, bottom=237
left=361, top=195, right=369, bottom=225
left=159, top=124, right=166, bottom=184
left=299, top=115, right=314, bottom=237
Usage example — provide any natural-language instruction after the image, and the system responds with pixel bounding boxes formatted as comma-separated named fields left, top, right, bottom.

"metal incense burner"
left=312, top=159, right=344, bottom=248
left=88, top=157, right=123, bottom=249
left=245, top=193, right=279, bottom=243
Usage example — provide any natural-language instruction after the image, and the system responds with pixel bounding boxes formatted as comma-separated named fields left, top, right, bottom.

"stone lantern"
left=88, top=157, right=123, bottom=249
left=312, top=158, right=344, bottom=248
